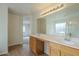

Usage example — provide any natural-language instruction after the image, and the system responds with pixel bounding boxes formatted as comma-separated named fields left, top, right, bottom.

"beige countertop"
left=30, top=34, right=79, bottom=49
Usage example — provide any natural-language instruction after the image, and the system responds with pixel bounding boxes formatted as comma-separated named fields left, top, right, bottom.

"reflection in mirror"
left=37, top=18, right=46, bottom=34
left=37, top=16, right=79, bottom=37
left=37, top=4, right=79, bottom=38
left=67, top=18, right=79, bottom=38
left=37, top=17, right=66, bottom=36
left=55, top=23, right=66, bottom=34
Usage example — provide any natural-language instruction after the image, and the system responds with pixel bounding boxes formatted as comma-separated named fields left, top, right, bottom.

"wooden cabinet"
left=61, top=50, right=75, bottom=56
left=50, top=47, right=60, bottom=56
left=30, top=35, right=79, bottom=56
left=48, top=42, right=79, bottom=56
left=61, top=45, right=79, bottom=56
left=29, top=36, right=36, bottom=54
left=29, top=36, right=44, bottom=55
left=48, top=42, right=60, bottom=56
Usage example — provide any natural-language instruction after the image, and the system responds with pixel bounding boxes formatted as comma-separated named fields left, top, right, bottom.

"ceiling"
left=8, top=3, right=32, bottom=15
left=2, top=3, right=75, bottom=24
left=7, top=3, right=61, bottom=16
left=0, top=3, right=76, bottom=16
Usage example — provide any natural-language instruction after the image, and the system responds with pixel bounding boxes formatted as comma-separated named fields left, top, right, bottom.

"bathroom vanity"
left=30, top=34, right=79, bottom=56
left=29, top=4, right=79, bottom=56
left=48, top=41, right=79, bottom=56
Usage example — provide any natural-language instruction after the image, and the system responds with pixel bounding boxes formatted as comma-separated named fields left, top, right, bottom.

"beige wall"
left=0, top=5, right=8, bottom=55
left=8, top=13, right=23, bottom=46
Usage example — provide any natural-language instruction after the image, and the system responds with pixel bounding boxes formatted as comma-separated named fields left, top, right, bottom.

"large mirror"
left=66, top=15, right=79, bottom=38
left=37, top=4, right=79, bottom=38
left=37, top=8, right=67, bottom=36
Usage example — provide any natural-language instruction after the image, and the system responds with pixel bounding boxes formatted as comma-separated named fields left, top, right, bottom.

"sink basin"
left=63, top=40, right=74, bottom=45
left=35, top=33, right=40, bottom=36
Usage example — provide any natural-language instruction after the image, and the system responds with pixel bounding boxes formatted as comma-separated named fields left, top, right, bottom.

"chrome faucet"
left=65, top=33, right=72, bottom=41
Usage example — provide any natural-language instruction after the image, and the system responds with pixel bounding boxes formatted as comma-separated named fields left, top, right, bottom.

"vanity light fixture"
left=40, top=4, right=65, bottom=17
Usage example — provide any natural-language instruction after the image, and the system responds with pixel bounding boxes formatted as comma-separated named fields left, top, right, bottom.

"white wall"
left=0, top=5, right=8, bottom=55
left=8, top=13, right=23, bottom=46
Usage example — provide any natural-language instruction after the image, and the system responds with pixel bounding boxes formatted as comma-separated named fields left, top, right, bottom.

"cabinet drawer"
left=49, top=42, right=60, bottom=49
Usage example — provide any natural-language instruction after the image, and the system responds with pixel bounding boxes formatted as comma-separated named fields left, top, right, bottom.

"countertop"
left=30, top=34, right=79, bottom=49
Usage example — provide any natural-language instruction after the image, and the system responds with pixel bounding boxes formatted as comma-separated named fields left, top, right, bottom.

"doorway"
left=23, top=16, right=30, bottom=45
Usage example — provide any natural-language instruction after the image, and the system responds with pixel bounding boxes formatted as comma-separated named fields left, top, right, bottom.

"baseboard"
left=8, top=42, right=23, bottom=47
left=0, top=50, right=8, bottom=55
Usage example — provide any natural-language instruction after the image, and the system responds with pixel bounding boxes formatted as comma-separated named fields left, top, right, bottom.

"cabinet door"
left=36, top=38, right=44, bottom=55
left=48, top=42, right=60, bottom=56
left=61, top=51, right=74, bottom=56
left=29, top=36, right=36, bottom=54
left=50, top=47, right=60, bottom=56
left=29, top=36, right=44, bottom=55
left=61, top=45, right=79, bottom=56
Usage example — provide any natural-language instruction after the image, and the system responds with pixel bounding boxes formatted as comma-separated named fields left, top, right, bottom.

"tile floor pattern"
left=1, top=37, right=47, bottom=56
